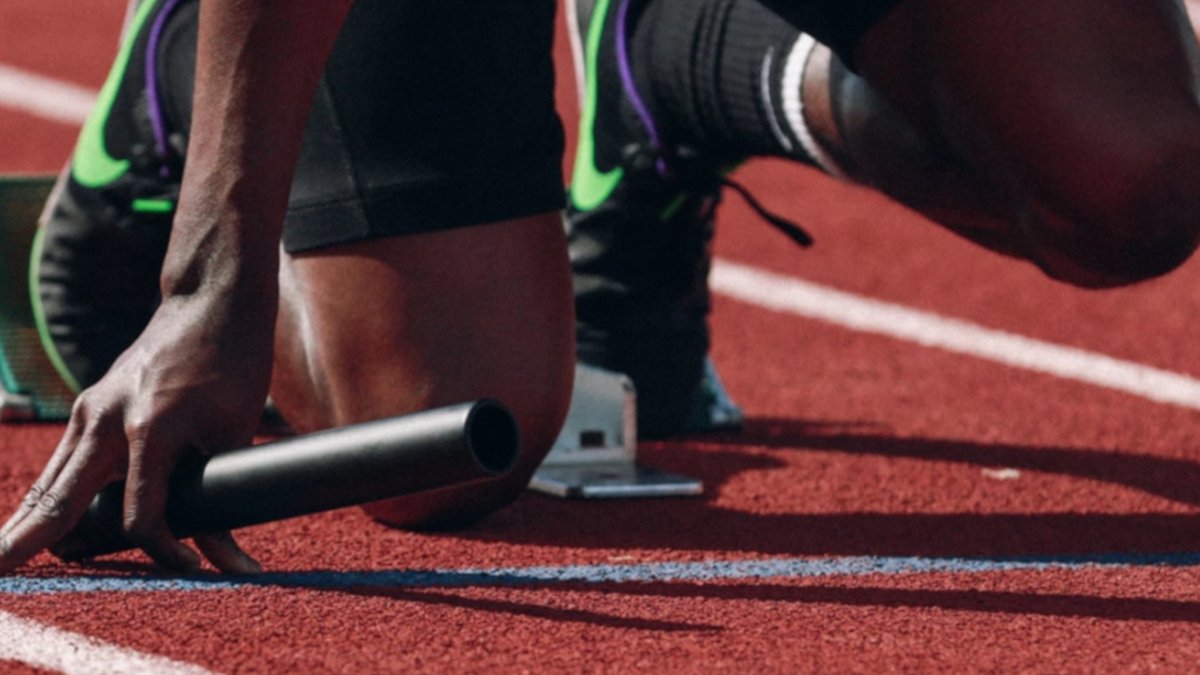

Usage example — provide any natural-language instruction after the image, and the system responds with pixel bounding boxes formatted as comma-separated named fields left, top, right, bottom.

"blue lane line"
left=4, top=552, right=1200, bottom=596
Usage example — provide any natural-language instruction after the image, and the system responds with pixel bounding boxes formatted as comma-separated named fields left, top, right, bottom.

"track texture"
left=2, top=1, right=1200, bottom=672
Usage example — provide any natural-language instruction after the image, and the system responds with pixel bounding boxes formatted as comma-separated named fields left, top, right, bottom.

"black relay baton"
left=51, top=399, right=520, bottom=561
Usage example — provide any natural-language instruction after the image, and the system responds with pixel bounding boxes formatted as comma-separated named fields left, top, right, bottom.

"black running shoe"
left=33, top=0, right=196, bottom=391
left=566, top=0, right=748, bottom=438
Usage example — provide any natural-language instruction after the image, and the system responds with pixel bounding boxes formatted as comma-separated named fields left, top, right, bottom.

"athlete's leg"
left=624, top=0, right=1200, bottom=287
left=783, top=39, right=1024, bottom=260
left=566, top=0, right=767, bottom=438
left=271, top=215, right=574, bottom=528
left=265, top=0, right=571, bottom=529
left=563, top=0, right=932, bottom=437
left=808, top=0, right=1200, bottom=286
left=568, top=0, right=1200, bottom=438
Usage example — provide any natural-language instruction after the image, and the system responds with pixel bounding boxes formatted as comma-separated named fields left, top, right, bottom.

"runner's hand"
left=0, top=290, right=273, bottom=574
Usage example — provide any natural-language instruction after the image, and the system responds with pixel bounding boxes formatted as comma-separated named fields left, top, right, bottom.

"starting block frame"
left=530, top=364, right=704, bottom=498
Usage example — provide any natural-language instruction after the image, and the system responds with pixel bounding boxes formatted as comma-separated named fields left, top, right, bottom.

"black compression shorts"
left=158, top=0, right=566, bottom=253
left=285, top=0, right=566, bottom=252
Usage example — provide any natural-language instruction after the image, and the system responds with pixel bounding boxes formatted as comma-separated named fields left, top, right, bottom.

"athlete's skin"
left=0, top=0, right=575, bottom=573
left=791, top=0, right=1200, bottom=288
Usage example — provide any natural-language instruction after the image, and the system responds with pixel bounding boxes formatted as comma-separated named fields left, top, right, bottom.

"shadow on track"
left=461, top=417, right=1200, bottom=558
left=558, top=581, right=1200, bottom=624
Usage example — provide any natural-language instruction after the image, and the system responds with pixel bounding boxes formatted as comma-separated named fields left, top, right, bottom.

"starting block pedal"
left=530, top=363, right=703, bottom=498
left=0, top=175, right=75, bottom=422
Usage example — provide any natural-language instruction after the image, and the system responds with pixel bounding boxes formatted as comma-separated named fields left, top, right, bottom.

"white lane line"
left=0, top=64, right=94, bottom=126
left=0, top=610, right=215, bottom=675
left=712, top=258, right=1200, bottom=410
left=4, top=552, right=1200, bottom=595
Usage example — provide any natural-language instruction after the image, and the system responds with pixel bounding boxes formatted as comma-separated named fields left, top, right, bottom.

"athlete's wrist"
left=159, top=210, right=280, bottom=304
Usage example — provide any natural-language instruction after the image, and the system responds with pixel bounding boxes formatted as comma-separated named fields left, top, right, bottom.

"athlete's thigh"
left=852, top=0, right=1200, bottom=221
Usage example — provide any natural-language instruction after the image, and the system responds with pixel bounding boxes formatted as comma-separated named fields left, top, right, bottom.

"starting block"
left=0, top=175, right=75, bottom=422
left=530, top=363, right=704, bottom=498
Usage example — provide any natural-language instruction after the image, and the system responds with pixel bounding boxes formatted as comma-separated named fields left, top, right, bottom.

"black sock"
left=630, top=0, right=815, bottom=164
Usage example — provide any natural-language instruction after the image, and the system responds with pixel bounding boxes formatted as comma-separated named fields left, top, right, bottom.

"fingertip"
left=238, top=548, right=264, bottom=574
left=0, top=536, right=21, bottom=575
left=145, top=537, right=203, bottom=573
left=216, top=548, right=263, bottom=576
left=195, top=532, right=263, bottom=575
left=231, top=555, right=263, bottom=576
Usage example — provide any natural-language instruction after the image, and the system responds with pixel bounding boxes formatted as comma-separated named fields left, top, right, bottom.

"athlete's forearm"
left=161, top=0, right=353, bottom=300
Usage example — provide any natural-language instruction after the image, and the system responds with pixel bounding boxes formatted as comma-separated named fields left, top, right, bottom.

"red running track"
left=2, top=1, right=1200, bottom=672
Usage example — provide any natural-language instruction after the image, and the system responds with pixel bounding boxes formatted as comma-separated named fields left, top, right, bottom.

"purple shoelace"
left=615, top=0, right=670, bottom=177
left=145, top=0, right=186, bottom=178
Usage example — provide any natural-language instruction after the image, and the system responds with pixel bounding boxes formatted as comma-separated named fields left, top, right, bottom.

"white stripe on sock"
left=760, top=47, right=794, bottom=153
left=780, top=34, right=849, bottom=179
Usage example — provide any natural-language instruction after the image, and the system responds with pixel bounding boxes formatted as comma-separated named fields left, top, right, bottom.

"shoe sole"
left=0, top=174, right=76, bottom=421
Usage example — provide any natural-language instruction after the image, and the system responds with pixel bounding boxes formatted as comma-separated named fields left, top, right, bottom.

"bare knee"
left=360, top=362, right=574, bottom=531
left=271, top=212, right=577, bottom=529
left=1030, top=141, right=1200, bottom=288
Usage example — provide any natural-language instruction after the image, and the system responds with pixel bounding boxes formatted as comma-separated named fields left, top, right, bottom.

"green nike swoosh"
left=72, top=0, right=160, bottom=188
left=569, top=0, right=624, bottom=211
